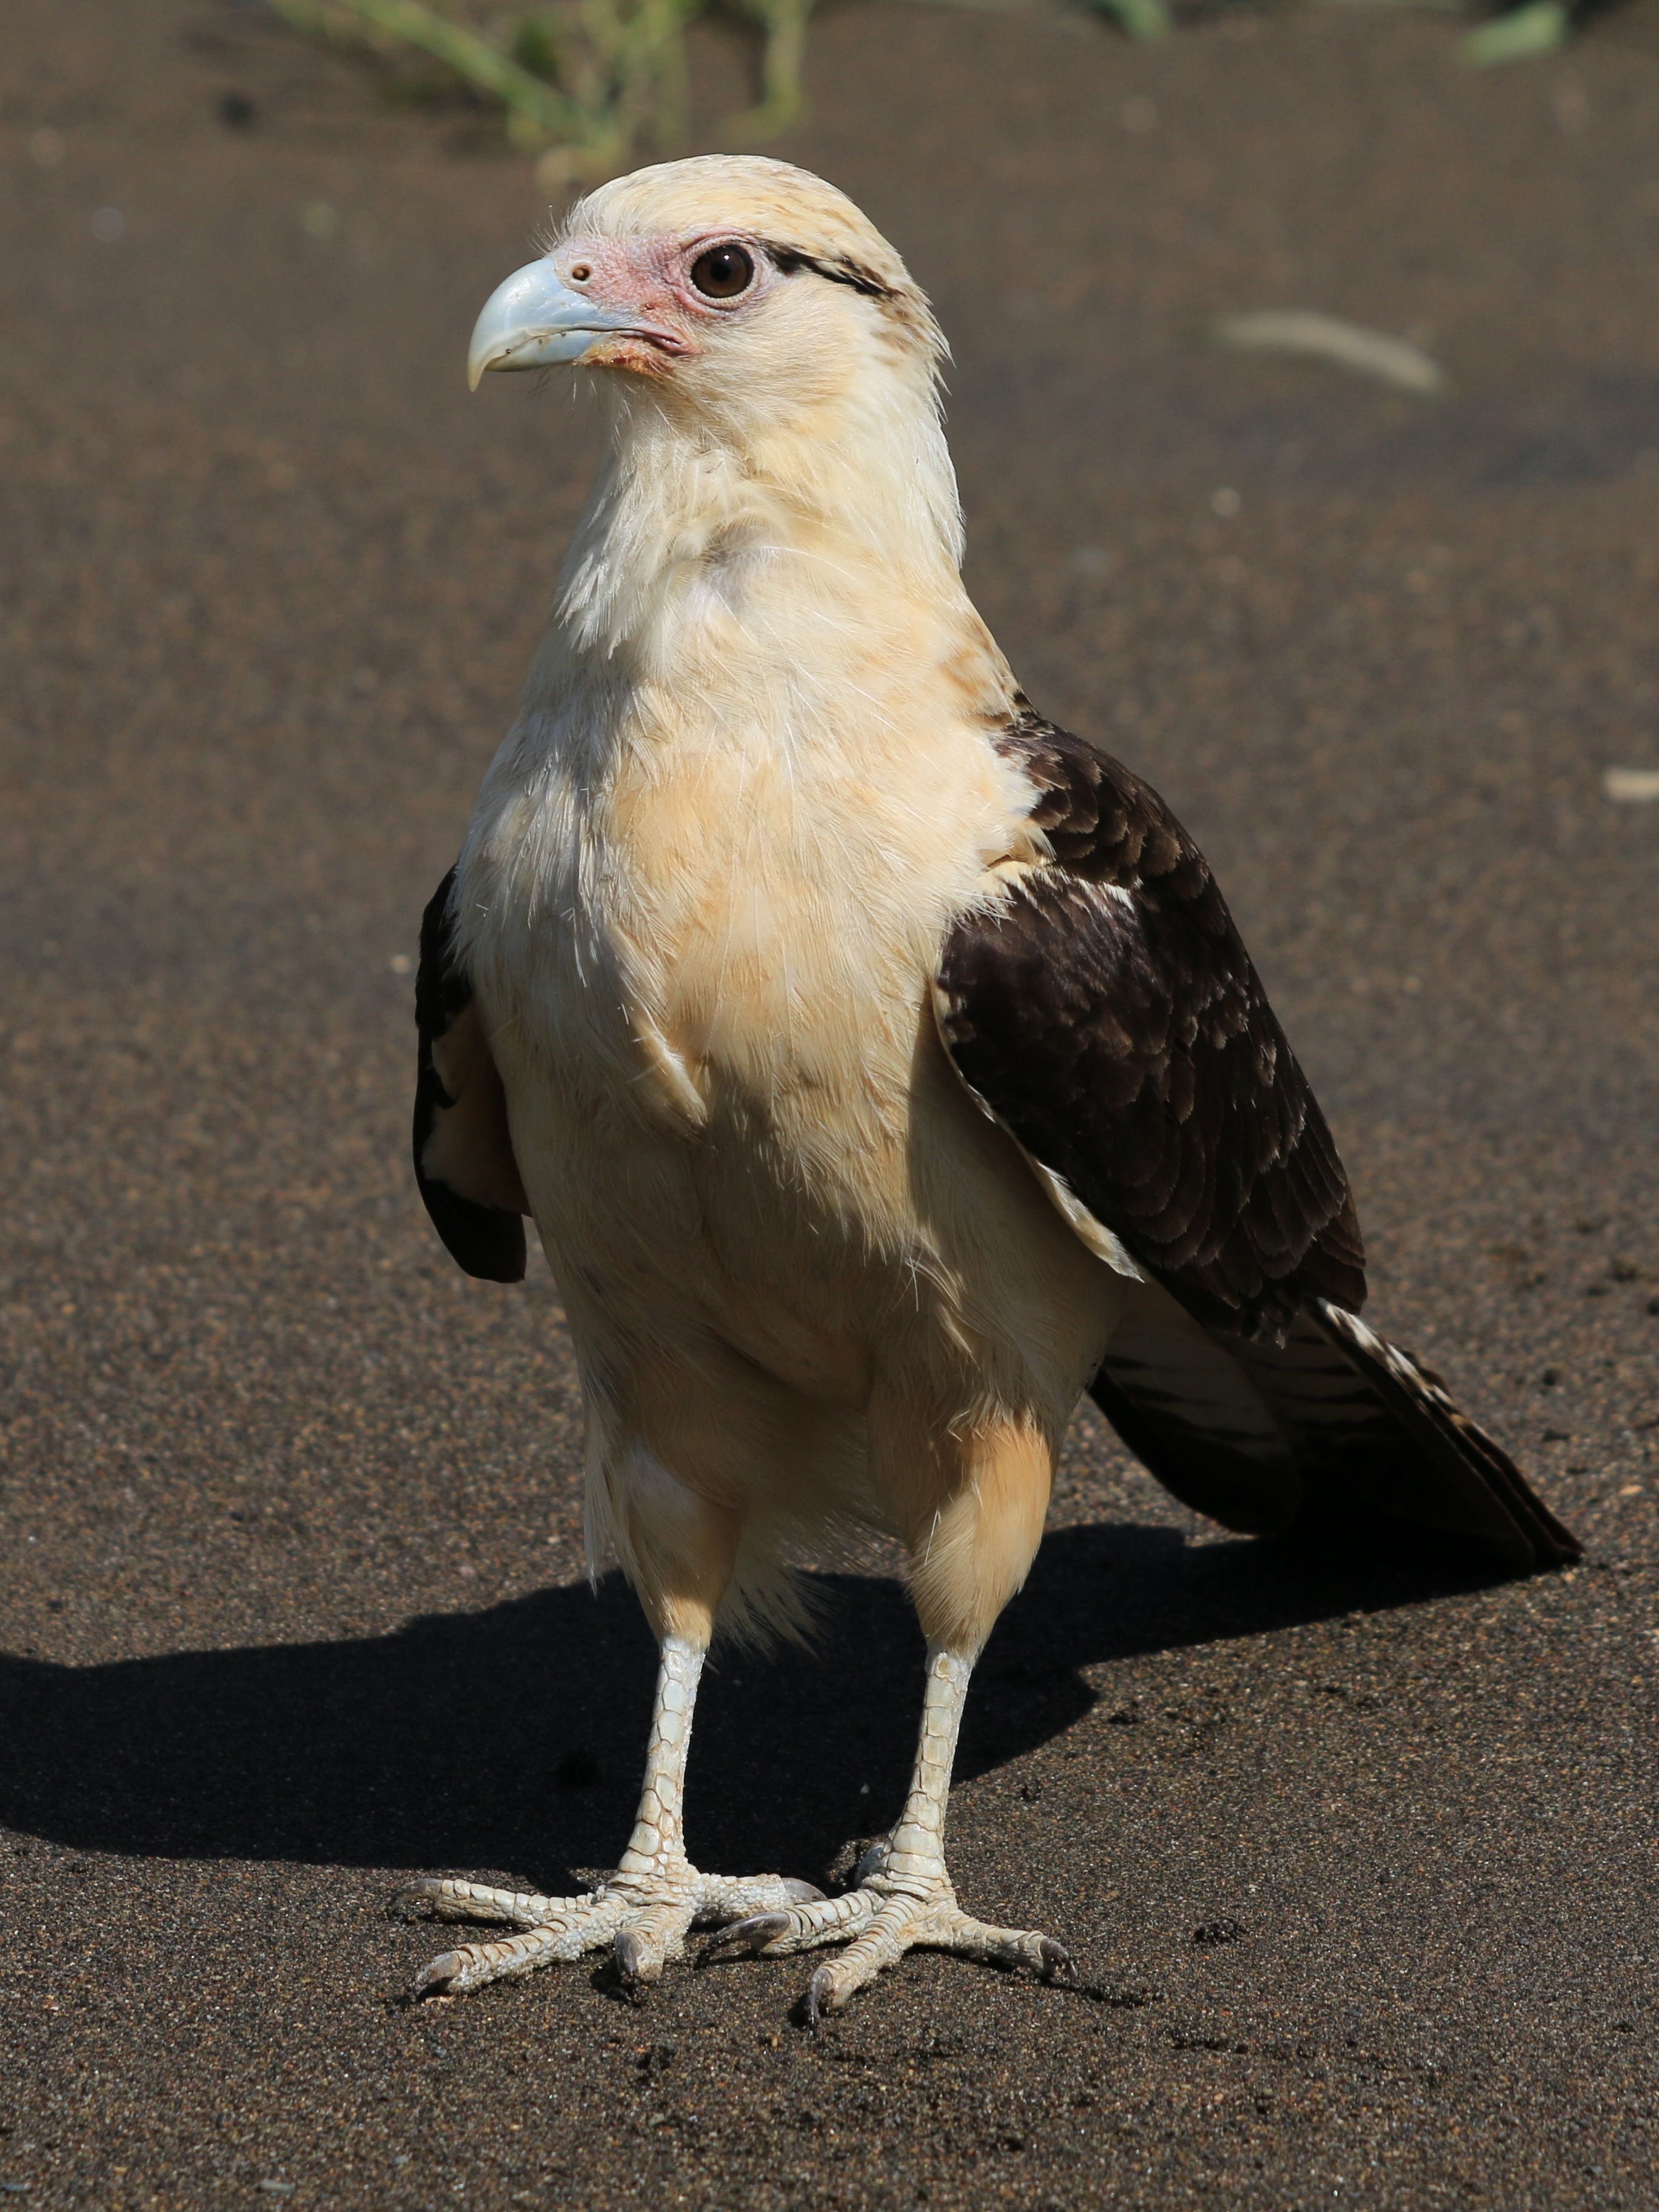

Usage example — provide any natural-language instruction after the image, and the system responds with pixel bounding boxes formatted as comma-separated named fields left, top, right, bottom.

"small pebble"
left=1603, top=767, right=1659, bottom=802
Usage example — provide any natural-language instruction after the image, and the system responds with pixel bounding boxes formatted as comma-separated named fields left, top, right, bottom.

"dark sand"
left=2, top=2, right=1657, bottom=2204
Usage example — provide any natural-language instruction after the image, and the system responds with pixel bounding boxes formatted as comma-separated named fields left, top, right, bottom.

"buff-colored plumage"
left=454, top=159, right=1126, bottom=1654
left=393, top=157, right=1117, bottom=2014
left=398, top=156, right=1575, bottom=2019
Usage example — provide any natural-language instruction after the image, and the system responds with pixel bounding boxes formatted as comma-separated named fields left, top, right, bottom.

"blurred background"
left=2, top=4, right=1656, bottom=2209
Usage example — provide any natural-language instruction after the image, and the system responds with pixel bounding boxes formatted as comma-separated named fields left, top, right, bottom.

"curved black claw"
left=613, top=1926, right=660, bottom=2000
left=389, top=1881, right=444, bottom=1922
left=699, top=1912, right=791, bottom=1963
left=1039, top=1936, right=1078, bottom=1985
left=409, top=1949, right=466, bottom=1998
left=805, top=1964, right=834, bottom=2032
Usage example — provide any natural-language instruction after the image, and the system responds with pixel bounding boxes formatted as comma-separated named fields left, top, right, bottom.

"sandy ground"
left=2, top=1, right=1657, bottom=2205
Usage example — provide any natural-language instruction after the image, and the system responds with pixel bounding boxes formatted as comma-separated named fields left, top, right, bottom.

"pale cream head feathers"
left=469, top=156, right=946, bottom=431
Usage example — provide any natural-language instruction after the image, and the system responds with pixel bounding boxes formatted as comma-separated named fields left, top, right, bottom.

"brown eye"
left=689, top=244, right=754, bottom=301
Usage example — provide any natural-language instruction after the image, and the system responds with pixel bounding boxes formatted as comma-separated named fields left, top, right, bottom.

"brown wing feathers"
left=938, top=708, right=1578, bottom=1570
left=414, top=867, right=528, bottom=1284
left=940, top=709, right=1366, bottom=1340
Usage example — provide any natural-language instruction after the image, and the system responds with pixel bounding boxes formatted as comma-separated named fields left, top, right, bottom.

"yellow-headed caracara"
left=399, top=157, right=1578, bottom=2021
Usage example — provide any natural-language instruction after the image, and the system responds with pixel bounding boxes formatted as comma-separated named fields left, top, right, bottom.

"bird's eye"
left=689, top=244, right=754, bottom=301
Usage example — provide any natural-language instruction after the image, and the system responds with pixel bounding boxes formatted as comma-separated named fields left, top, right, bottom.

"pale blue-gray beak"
left=466, top=258, right=643, bottom=389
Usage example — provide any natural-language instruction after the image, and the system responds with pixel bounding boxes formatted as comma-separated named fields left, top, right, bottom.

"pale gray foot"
left=704, top=1644, right=1078, bottom=2020
left=391, top=1634, right=823, bottom=2002
left=394, top=1864, right=822, bottom=2000
left=703, top=1835, right=1073, bottom=2022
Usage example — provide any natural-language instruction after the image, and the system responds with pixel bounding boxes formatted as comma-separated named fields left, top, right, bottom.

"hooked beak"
left=466, top=258, right=649, bottom=389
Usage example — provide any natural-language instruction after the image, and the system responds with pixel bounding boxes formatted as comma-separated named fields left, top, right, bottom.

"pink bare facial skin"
left=550, top=230, right=774, bottom=374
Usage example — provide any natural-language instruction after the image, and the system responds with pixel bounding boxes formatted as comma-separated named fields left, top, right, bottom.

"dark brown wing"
left=414, top=867, right=528, bottom=1284
left=937, top=709, right=1578, bottom=1570
left=937, top=708, right=1365, bottom=1340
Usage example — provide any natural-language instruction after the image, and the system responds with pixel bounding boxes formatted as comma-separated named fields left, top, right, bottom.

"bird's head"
left=468, top=155, right=945, bottom=443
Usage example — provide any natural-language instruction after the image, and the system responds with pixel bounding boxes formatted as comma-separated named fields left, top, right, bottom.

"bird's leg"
left=705, top=1644, right=1074, bottom=2018
left=393, top=1634, right=820, bottom=2000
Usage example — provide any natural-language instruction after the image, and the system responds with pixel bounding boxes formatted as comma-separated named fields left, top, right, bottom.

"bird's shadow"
left=0, top=1524, right=1506, bottom=1889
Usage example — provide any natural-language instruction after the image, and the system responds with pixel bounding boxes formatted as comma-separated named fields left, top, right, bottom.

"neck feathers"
left=549, top=344, right=966, bottom=665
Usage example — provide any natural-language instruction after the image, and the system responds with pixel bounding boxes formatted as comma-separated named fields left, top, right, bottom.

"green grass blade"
left=266, top=0, right=588, bottom=139
left=1085, top=0, right=1172, bottom=41
left=1460, top=0, right=1571, bottom=65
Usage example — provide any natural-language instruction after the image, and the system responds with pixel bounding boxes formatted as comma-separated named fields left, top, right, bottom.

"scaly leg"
left=705, top=1644, right=1074, bottom=2019
left=394, top=1634, right=820, bottom=1999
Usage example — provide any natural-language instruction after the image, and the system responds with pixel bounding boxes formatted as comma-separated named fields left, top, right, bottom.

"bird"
left=396, top=154, right=1579, bottom=2023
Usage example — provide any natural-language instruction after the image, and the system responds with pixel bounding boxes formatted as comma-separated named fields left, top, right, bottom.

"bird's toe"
left=1039, top=1934, right=1078, bottom=1983
left=805, top=1963, right=839, bottom=2029
left=391, top=1875, right=559, bottom=1929
left=699, top=1911, right=793, bottom=1961
left=612, top=1902, right=692, bottom=1996
left=708, top=1886, right=883, bottom=1963
left=785, top=1888, right=1079, bottom=2019
left=391, top=1877, right=452, bottom=1920
left=394, top=1862, right=826, bottom=2003
left=409, top=1926, right=571, bottom=1999
left=614, top=1925, right=662, bottom=1996
left=410, top=1946, right=469, bottom=1997
left=694, top=1870, right=825, bottom=1919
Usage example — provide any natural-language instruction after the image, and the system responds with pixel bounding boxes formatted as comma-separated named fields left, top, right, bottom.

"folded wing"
left=936, top=709, right=1577, bottom=1570
left=413, top=866, right=529, bottom=1284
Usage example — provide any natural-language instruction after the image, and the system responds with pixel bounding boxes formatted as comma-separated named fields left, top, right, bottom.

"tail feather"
left=1302, top=1301, right=1580, bottom=1568
left=1088, top=1282, right=1579, bottom=1572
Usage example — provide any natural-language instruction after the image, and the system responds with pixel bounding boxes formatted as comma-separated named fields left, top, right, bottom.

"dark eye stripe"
left=760, top=243, right=896, bottom=303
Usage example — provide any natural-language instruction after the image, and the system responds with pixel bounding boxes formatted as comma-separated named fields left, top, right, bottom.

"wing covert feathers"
left=937, top=708, right=1365, bottom=1339
left=938, top=707, right=1577, bottom=1571
left=413, top=867, right=528, bottom=1284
